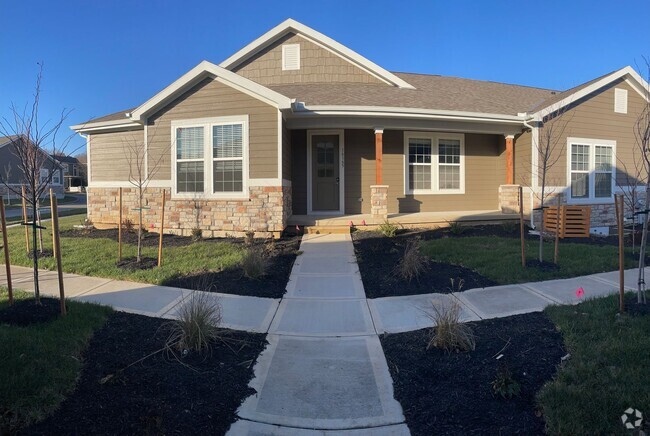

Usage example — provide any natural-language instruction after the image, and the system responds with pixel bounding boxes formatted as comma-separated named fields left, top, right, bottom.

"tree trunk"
left=637, top=183, right=649, bottom=304
left=538, top=185, right=546, bottom=263
left=31, top=192, right=41, bottom=304
left=137, top=186, right=143, bottom=263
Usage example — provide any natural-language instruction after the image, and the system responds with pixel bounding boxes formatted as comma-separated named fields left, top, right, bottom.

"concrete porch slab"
left=285, top=273, right=366, bottom=299
left=523, top=276, right=617, bottom=304
left=292, top=255, right=358, bottom=275
left=368, top=293, right=480, bottom=334
left=227, top=420, right=411, bottom=435
left=454, top=284, right=554, bottom=319
left=236, top=335, right=404, bottom=430
left=268, top=298, right=375, bottom=336
left=162, top=291, right=280, bottom=333
left=72, top=281, right=185, bottom=317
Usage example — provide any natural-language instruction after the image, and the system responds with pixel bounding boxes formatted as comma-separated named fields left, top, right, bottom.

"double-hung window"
left=405, top=132, right=464, bottom=194
left=173, top=115, right=248, bottom=198
left=568, top=138, right=615, bottom=202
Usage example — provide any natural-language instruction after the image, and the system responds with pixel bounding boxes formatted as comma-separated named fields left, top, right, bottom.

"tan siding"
left=344, top=130, right=375, bottom=214
left=233, top=33, right=385, bottom=86
left=148, top=77, right=278, bottom=180
left=291, top=130, right=307, bottom=214
left=514, top=130, right=532, bottom=186
left=541, top=80, right=646, bottom=186
left=89, top=130, right=144, bottom=182
left=282, top=118, right=291, bottom=180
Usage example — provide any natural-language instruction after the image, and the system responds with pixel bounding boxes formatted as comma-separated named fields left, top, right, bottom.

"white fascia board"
left=219, top=18, right=416, bottom=90
left=70, top=119, right=142, bottom=134
left=294, top=104, right=525, bottom=124
left=128, top=61, right=292, bottom=122
left=528, top=66, right=649, bottom=120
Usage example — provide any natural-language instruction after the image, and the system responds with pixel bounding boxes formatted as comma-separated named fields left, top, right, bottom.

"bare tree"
left=531, top=104, right=573, bottom=263
left=0, top=64, right=75, bottom=303
left=633, top=59, right=650, bottom=304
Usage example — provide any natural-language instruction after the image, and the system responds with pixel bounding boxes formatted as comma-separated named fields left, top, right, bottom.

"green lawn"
left=0, top=288, right=112, bottom=432
left=421, top=236, right=635, bottom=284
left=1, top=215, right=243, bottom=284
left=538, top=294, right=650, bottom=435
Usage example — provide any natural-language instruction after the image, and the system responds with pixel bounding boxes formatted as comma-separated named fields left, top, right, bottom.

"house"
left=72, top=19, right=649, bottom=237
left=50, top=154, right=87, bottom=192
left=0, top=135, right=64, bottom=200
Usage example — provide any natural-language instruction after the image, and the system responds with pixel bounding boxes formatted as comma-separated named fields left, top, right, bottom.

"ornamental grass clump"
left=426, top=300, right=476, bottom=352
left=378, top=220, right=398, bottom=237
left=166, top=291, right=222, bottom=353
left=396, top=238, right=428, bottom=282
left=241, top=247, right=268, bottom=279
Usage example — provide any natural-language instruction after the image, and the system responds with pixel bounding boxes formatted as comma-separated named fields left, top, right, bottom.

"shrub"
left=244, top=230, right=255, bottom=246
left=191, top=227, right=203, bottom=242
left=426, top=300, right=476, bottom=352
left=378, top=220, right=398, bottom=238
left=447, top=220, right=467, bottom=235
left=492, top=361, right=521, bottom=399
left=241, top=247, right=268, bottom=279
left=166, top=291, right=222, bottom=353
left=121, top=218, right=134, bottom=233
left=396, top=238, right=428, bottom=281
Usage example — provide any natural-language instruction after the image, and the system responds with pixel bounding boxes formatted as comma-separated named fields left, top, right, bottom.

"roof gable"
left=219, top=19, right=415, bottom=90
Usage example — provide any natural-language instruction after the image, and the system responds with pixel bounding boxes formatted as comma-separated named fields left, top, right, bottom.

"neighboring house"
left=0, top=135, right=64, bottom=200
left=72, top=19, right=649, bottom=237
left=50, top=154, right=87, bottom=191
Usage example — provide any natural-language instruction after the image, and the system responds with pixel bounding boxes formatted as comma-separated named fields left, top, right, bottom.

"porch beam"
left=505, top=134, right=514, bottom=184
left=374, top=127, right=384, bottom=184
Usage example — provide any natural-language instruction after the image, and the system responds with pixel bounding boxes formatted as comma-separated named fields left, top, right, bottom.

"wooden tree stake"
left=21, top=185, right=29, bottom=252
left=615, top=194, right=625, bottom=313
left=554, top=194, right=561, bottom=264
left=519, top=186, right=526, bottom=268
left=0, top=196, right=13, bottom=305
left=50, top=189, right=66, bottom=315
left=118, top=187, right=123, bottom=262
left=157, top=190, right=166, bottom=268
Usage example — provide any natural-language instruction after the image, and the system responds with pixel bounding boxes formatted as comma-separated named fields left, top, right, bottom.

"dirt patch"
left=381, top=312, right=565, bottom=435
left=353, top=230, right=497, bottom=298
left=27, top=249, right=54, bottom=260
left=0, top=297, right=62, bottom=327
left=116, top=257, right=158, bottom=271
left=25, top=311, right=266, bottom=435
left=163, top=237, right=300, bottom=298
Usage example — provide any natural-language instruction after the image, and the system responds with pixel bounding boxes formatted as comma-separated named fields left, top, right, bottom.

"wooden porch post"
left=505, top=135, right=514, bottom=184
left=374, top=127, right=384, bottom=184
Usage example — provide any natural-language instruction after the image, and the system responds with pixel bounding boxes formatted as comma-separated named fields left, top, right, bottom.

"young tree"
left=0, top=64, right=74, bottom=303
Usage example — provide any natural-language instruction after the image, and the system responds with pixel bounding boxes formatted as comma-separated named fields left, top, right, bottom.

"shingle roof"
left=268, top=72, right=559, bottom=116
left=79, top=108, right=135, bottom=125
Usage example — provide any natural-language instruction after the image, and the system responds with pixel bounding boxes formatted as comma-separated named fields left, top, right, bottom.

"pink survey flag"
left=575, top=287, right=585, bottom=298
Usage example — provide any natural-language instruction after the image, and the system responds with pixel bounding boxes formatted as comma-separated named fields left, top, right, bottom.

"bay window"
left=568, top=138, right=615, bottom=202
left=172, top=115, right=248, bottom=198
left=405, top=132, right=464, bottom=194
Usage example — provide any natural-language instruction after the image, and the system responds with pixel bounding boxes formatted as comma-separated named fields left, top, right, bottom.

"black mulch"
left=25, top=311, right=267, bottom=436
left=116, top=257, right=159, bottom=271
left=60, top=227, right=194, bottom=248
left=0, top=297, right=62, bottom=326
left=381, top=312, right=565, bottom=436
left=352, top=228, right=499, bottom=298
left=27, top=249, right=54, bottom=260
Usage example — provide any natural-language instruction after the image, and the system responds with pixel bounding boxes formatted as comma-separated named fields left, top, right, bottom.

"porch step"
left=303, top=225, right=351, bottom=235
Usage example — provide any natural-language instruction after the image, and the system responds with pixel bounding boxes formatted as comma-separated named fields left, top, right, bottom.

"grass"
left=538, top=294, right=650, bottom=435
left=0, top=288, right=112, bottom=432
left=421, top=236, right=636, bottom=284
left=1, top=215, right=244, bottom=285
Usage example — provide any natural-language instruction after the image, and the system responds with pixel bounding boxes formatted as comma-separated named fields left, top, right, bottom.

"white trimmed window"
left=52, top=170, right=61, bottom=185
left=172, top=115, right=248, bottom=198
left=568, top=138, right=615, bottom=202
left=405, top=132, right=465, bottom=194
left=39, top=168, right=49, bottom=184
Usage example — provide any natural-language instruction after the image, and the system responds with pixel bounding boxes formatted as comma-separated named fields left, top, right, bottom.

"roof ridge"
left=392, top=71, right=559, bottom=93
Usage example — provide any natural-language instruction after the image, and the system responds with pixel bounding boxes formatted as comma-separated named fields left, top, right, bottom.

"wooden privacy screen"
left=544, top=205, right=591, bottom=238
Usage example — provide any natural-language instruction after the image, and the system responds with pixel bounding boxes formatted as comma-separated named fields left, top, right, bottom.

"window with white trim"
left=173, top=116, right=248, bottom=198
left=52, top=170, right=61, bottom=185
left=39, top=168, right=49, bottom=184
left=568, top=138, right=615, bottom=201
left=405, top=132, right=464, bottom=194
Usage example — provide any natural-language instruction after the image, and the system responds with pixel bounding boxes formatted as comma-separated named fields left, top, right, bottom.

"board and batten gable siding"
left=88, top=130, right=144, bottom=182
left=147, top=77, right=279, bottom=181
left=232, top=33, right=386, bottom=86
left=539, top=79, right=646, bottom=187
left=290, top=128, right=503, bottom=214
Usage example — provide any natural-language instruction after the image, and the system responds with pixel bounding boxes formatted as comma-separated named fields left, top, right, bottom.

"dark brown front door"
left=312, top=134, right=340, bottom=211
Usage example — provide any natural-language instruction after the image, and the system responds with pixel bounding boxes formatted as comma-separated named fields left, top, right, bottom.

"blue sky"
left=1, top=0, right=648, bottom=153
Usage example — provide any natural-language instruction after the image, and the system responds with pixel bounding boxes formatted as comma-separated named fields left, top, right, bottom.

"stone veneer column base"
left=370, top=185, right=388, bottom=222
left=498, top=184, right=523, bottom=214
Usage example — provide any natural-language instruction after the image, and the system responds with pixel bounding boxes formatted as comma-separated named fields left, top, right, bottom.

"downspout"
left=523, top=117, right=536, bottom=228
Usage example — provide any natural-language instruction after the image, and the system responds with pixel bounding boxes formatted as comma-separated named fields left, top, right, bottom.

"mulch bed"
left=352, top=229, right=499, bottom=298
left=0, top=297, right=62, bottom=326
left=61, top=228, right=197, bottom=248
left=381, top=312, right=565, bottom=436
left=25, top=311, right=266, bottom=435
left=27, top=249, right=54, bottom=260
left=116, top=257, right=159, bottom=271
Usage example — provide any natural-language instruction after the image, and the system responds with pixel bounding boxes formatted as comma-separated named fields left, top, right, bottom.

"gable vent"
left=282, top=44, right=300, bottom=71
left=614, top=88, right=628, bottom=114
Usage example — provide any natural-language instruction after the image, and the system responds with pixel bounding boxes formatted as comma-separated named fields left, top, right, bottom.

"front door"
left=311, top=134, right=340, bottom=212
